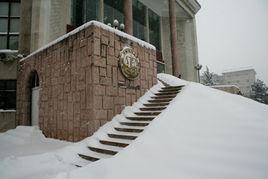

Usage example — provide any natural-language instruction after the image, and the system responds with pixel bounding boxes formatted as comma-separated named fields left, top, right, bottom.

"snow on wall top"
left=222, top=66, right=256, bottom=74
left=0, top=49, right=18, bottom=53
left=20, top=21, right=156, bottom=62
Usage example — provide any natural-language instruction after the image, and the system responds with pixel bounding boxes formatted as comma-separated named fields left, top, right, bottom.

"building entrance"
left=31, top=87, right=40, bottom=126
left=30, top=71, right=39, bottom=126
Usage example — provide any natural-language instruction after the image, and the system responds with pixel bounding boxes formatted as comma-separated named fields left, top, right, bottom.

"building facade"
left=0, top=0, right=201, bottom=133
left=19, top=0, right=201, bottom=81
left=0, top=0, right=21, bottom=132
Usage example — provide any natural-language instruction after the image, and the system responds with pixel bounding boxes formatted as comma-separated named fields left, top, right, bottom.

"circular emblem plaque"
left=119, top=46, right=140, bottom=80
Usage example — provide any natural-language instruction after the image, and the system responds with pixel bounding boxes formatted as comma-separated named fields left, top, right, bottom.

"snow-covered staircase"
left=75, top=82, right=184, bottom=167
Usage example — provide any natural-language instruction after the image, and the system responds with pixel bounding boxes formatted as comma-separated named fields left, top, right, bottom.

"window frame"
left=0, top=79, right=17, bottom=110
left=0, top=0, right=20, bottom=50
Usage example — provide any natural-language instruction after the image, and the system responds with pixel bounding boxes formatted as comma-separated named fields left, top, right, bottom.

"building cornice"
left=176, top=0, right=201, bottom=18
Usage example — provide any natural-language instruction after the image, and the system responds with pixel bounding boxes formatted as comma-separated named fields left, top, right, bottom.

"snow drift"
left=1, top=73, right=268, bottom=179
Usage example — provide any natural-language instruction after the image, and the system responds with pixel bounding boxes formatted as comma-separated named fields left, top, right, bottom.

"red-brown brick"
left=17, top=24, right=157, bottom=142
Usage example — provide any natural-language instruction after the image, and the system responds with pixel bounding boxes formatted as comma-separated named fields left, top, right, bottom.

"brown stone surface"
left=16, top=24, right=157, bottom=142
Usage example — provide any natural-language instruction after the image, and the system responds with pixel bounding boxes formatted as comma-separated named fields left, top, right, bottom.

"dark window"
left=0, top=0, right=20, bottom=50
left=72, top=0, right=99, bottom=26
left=0, top=80, right=16, bottom=110
left=148, top=8, right=161, bottom=50
left=104, top=0, right=124, bottom=25
left=31, top=71, right=39, bottom=88
left=157, top=61, right=165, bottom=73
left=133, top=0, right=146, bottom=41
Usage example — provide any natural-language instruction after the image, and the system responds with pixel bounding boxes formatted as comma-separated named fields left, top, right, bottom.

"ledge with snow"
left=1, top=74, right=268, bottom=179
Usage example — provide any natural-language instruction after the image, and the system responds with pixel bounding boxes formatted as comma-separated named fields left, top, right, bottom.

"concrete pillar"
left=99, top=0, right=104, bottom=22
left=123, top=0, right=133, bottom=35
left=19, top=0, right=33, bottom=56
left=168, top=0, right=180, bottom=77
left=145, top=7, right=150, bottom=42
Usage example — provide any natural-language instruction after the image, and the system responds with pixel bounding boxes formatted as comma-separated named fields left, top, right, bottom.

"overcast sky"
left=196, top=0, right=268, bottom=84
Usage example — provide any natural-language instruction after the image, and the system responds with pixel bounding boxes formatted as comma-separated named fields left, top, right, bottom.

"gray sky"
left=196, top=0, right=268, bottom=84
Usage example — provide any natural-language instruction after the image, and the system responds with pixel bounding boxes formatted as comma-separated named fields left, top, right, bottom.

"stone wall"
left=0, top=111, right=16, bottom=132
left=17, top=23, right=157, bottom=141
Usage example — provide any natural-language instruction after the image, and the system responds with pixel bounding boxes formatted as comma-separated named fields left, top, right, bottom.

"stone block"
left=93, top=85, right=106, bottom=96
left=92, top=66, right=100, bottom=84
left=100, top=67, right=107, bottom=77
left=107, top=65, right=112, bottom=77
left=93, top=96, right=102, bottom=109
left=100, top=77, right=112, bottom=86
left=94, top=57, right=106, bottom=68
left=103, top=96, right=113, bottom=109
left=112, top=67, right=118, bottom=86
left=114, top=96, right=125, bottom=105
left=106, top=86, right=118, bottom=96
left=109, top=33, right=114, bottom=47
left=107, top=110, right=114, bottom=120
left=94, top=109, right=107, bottom=121
left=118, top=88, right=126, bottom=97
left=108, top=46, right=114, bottom=56
left=107, top=55, right=118, bottom=66
left=93, top=38, right=100, bottom=56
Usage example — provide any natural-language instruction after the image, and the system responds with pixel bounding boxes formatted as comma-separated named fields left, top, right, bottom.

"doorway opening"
left=30, top=71, right=40, bottom=126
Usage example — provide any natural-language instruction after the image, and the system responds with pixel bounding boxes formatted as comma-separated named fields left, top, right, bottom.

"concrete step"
left=154, top=91, right=178, bottom=96
left=114, top=127, right=144, bottom=133
left=161, top=86, right=183, bottom=90
left=134, top=111, right=161, bottom=116
left=158, top=89, right=180, bottom=93
left=88, top=146, right=117, bottom=156
left=99, top=140, right=129, bottom=148
left=143, top=102, right=169, bottom=107
left=151, top=95, right=176, bottom=99
left=139, top=107, right=166, bottom=111
left=126, top=116, right=154, bottom=121
left=120, top=122, right=149, bottom=127
left=108, top=133, right=137, bottom=140
left=158, top=86, right=183, bottom=92
left=78, top=153, right=99, bottom=162
left=148, top=98, right=173, bottom=103
left=77, top=84, right=183, bottom=163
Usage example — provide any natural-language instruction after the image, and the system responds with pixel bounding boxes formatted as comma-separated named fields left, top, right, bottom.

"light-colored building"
left=222, top=68, right=256, bottom=97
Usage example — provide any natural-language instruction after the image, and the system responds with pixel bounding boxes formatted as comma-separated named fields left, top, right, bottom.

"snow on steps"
left=69, top=80, right=184, bottom=167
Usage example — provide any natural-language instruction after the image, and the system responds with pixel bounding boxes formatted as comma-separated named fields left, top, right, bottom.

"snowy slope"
left=55, top=74, right=268, bottom=179
left=1, top=73, right=268, bottom=179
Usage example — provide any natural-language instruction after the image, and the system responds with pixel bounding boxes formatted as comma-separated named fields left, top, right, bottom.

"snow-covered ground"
left=1, top=73, right=268, bottom=179
left=0, top=126, right=70, bottom=159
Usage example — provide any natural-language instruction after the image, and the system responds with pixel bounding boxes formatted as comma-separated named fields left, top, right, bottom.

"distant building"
left=201, top=68, right=256, bottom=97
left=222, top=68, right=256, bottom=97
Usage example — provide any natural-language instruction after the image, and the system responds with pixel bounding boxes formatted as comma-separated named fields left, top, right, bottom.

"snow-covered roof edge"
left=222, top=67, right=256, bottom=74
left=0, top=49, right=18, bottom=53
left=20, top=21, right=156, bottom=63
left=212, top=84, right=240, bottom=89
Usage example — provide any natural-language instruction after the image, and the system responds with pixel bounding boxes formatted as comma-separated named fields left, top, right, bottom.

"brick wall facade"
left=16, top=23, right=157, bottom=142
